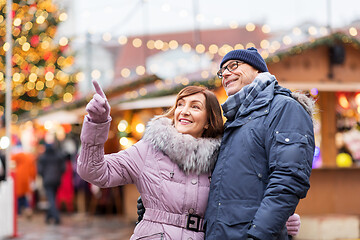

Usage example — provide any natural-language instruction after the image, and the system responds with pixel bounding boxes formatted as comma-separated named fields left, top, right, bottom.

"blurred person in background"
left=12, top=144, right=37, bottom=218
left=56, top=136, right=78, bottom=213
left=72, top=146, right=90, bottom=214
left=0, top=150, right=5, bottom=181
left=37, top=139, right=66, bottom=225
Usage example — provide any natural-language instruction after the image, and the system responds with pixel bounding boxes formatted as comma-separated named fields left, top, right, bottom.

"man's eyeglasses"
left=217, top=61, right=244, bottom=79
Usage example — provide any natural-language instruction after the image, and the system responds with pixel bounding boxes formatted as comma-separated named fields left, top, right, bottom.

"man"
left=0, top=151, right=5, bottom=181
left=38, top=142, right=66, bottom=224
left=204, top=47, right=315, bottom=239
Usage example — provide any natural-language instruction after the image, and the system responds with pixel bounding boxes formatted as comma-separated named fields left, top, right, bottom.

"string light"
left=119, top=137, right=129, bottom=147
left=91, top=69, right=101, bottom=79
left=282, top=35, right=292, bottom=45
left=355, top=93, right=360, bottom=106
left=59, top=12, right=68, bottom=21
left=308, top=26, right=317, bottom=35
left=246, top=23, right=256, bottom=32
left=339, top=94, right=349, bottom=109
left=229, top=21, right=238, bottom=29
left=13, top=18, right=22, bottom=26
left=195, top=44, right=205, bottom=54
left=59, top=37, right=69, bottom=46
left=118, top=35, right=128, bottom=45
left=147, top=40, right=155, bottom=49
left=154, top=40, right=164, bottom=50
left=182, top=43, right=192, bottom=53
left=136, top=123, right=145, bottom=133
left=169, top=40, right=178, bottom=49
left=121, top=68, right=131, bottom=78
left=118, top=120, right=128, bottom=132
left=102, top=32, right=112, bottom=42
left=234, top=44, right=244, bottom=50
left=139, top=88, right=147, bottom=96
left=349, top=27, right=358, bottom=36
left=261, top=24, right=271, bottom=33
left=132, top=38, right=142, bottom=48
left=136, top=65, right=146, bottom=75
left=208, top=44, right=218, bottom=54
left=201, top=71, right=209, bottom=79
left=63, top=92, right=73, bottom=102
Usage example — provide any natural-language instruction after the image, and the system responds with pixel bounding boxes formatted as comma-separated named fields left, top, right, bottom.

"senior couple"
left=77, top=47, right=315, bottom=239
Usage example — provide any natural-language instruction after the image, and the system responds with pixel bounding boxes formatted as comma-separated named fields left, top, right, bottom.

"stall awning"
left=112, top=95, right=177, bottom=110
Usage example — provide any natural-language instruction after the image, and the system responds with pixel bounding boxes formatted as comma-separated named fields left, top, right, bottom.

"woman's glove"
left=85, top=80, right=111, bottom=123
left=286, top=213, right=301, bottom=236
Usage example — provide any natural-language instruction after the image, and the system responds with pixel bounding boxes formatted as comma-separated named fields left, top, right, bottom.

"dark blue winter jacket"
left=204, top=81, right=315, bottom=240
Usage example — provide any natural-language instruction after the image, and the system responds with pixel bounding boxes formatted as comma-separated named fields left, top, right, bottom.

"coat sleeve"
left=248, top=97, right=315, bottom=239
left=76, top=116, right=147, bottom=188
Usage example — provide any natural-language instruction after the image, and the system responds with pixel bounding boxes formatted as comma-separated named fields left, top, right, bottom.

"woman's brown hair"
left=162, top=86, right=224, bottom=138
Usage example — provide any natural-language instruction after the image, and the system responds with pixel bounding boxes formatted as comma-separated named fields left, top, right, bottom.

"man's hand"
left=85, top=80, right=111, bottom=123
left=286, top=213, right=301, bottom=236
left=136, top=196, right=145, bottom=224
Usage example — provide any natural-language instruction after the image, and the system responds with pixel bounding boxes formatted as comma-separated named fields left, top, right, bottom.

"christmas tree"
left=0, top=0, right=77, bottom=120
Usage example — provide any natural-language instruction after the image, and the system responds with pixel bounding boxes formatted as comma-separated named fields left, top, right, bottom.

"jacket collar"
left=142, top=117, right=221, bottom=174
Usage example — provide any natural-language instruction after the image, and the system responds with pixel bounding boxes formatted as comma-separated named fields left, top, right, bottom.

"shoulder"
left=266, top=93, right=313, bottom=130
left=271, top=93, right=307, bottom=115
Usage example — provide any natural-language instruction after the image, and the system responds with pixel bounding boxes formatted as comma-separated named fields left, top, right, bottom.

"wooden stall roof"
left=266, top=32, right=360, bottom=91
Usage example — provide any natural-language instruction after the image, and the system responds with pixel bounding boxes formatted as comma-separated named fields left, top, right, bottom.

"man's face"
left=221, top=60, right=259, bottom=96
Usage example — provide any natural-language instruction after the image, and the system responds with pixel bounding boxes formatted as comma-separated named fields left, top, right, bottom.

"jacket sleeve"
left=77, top=116, right=147, bottom=188
left=248, top=97, right=315, bottom=239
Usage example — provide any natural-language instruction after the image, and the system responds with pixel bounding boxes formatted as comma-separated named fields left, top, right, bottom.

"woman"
left=77, top=80, right=300, bottom=239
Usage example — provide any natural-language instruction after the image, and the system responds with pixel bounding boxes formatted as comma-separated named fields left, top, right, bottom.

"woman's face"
left=174, top=93, right=208, bottom=138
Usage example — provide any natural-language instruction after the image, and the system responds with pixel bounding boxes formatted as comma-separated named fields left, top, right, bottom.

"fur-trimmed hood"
left=142, top=117, right=221, bottom=174
left=291, top=91, right=316, bottom=120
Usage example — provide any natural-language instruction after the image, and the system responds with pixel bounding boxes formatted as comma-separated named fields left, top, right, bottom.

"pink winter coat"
left=77, top=116, right=221, bottom=240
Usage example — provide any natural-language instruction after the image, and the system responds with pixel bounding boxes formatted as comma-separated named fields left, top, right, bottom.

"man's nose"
left=222, top=69, right=232, bottom=77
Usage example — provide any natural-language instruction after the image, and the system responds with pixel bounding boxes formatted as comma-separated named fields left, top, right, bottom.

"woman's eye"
left=192, top=105, right=200, bottom=109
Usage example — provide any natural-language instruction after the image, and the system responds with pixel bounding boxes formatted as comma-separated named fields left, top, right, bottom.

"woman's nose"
left=180, top=105, right=190, bottom=115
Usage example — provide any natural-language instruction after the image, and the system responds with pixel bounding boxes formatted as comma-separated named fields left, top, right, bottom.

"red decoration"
left=60, top=45, right=69, bottom=52
left=62, top=124, right=72, bottom=133
left=30, top=35, right=40, bottom=47
left=45, top=65, right=55, bottom=73
left=43, top=51, right=52, bottom=61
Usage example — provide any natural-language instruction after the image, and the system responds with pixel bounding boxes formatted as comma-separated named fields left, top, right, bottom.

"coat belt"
left=143, top=208, right=205, bottom=232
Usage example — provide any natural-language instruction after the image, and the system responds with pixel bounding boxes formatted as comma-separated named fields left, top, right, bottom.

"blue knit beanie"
left=220, top=47, right=268, bottom=72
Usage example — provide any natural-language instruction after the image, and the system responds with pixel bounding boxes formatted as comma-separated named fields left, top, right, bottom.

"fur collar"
left=291, top=91, right=316, bottom=121
left=142, top=117, right=221, bottom=174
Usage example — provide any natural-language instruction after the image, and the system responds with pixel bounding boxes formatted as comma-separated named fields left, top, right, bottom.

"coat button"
left=191, top=179, right=197, bottom=185
left=257, top=173, right=262, bottom=178
left=189, top=208, right=194, bottom=214
left=285, top=138, right=290, bottom=142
